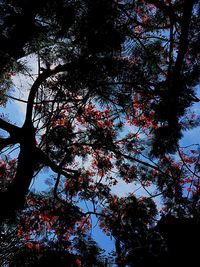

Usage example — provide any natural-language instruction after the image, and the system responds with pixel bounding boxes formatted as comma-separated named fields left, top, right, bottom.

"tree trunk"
left=0, top=123, right=38, bottom=219
left=115, top=238, right=126, bottom=267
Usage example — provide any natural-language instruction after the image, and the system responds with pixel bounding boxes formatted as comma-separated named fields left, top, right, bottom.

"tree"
left=99, top=195, right=200, bottom=267
left=99, top=195, right=158, bottom=267
left=8, top=234, right=105, bottom=267
left=0, top=0, right=200, bottom=265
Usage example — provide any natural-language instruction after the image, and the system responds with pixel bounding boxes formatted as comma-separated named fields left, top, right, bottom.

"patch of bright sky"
left=9, top=54, right=39, bottom=125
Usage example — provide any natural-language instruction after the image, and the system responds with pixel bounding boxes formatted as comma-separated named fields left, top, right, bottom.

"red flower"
left=152, top=169, right=157, bottom=175
left=75, top=258, right=82, bottom=266
left=26, top=242, right=33, bottom=249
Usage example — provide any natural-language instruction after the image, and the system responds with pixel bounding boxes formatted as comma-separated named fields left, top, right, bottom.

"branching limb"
left=0, top=137, right=18, bottom=151
left=0, top=118, right=20, bottom=136
left=36, top=148, right=79, bottom=177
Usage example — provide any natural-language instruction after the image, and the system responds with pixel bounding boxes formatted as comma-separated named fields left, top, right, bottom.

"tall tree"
left=0, top=0, right=199, bottom=265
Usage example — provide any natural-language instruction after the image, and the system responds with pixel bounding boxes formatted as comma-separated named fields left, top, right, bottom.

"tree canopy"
left=0, top=0, right=199, bottom=266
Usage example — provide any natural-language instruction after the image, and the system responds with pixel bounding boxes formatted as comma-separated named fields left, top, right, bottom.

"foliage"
left=0, top=0, right=199, bottom=266
left=8, top=235, right=105, bottom=267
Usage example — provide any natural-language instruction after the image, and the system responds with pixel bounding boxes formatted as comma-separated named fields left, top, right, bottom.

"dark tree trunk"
left=0, top=123, right=38, bottom=219
left=116, top=238, right=126, bottom=267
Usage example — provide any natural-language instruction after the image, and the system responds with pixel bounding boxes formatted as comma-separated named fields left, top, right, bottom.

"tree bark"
left=0, top=122, right=38, bottom=219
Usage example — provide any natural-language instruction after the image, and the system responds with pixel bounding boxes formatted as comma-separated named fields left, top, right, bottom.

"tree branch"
left=36, top=148, right=79, bottom=177
left=0, top=137, right=18, bottom=151
left=174, top=0, right=195, bottom=74
left=0, top=118, right=20, bottom=136
left=24, top=58, right=88, bottom=124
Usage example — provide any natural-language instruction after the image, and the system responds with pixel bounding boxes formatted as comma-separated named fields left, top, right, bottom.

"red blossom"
left=75, top=258, right=82, bottom=266
left=152, top=169, right=157, bottom=175
left=26, top=243, right=34, bottom=249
